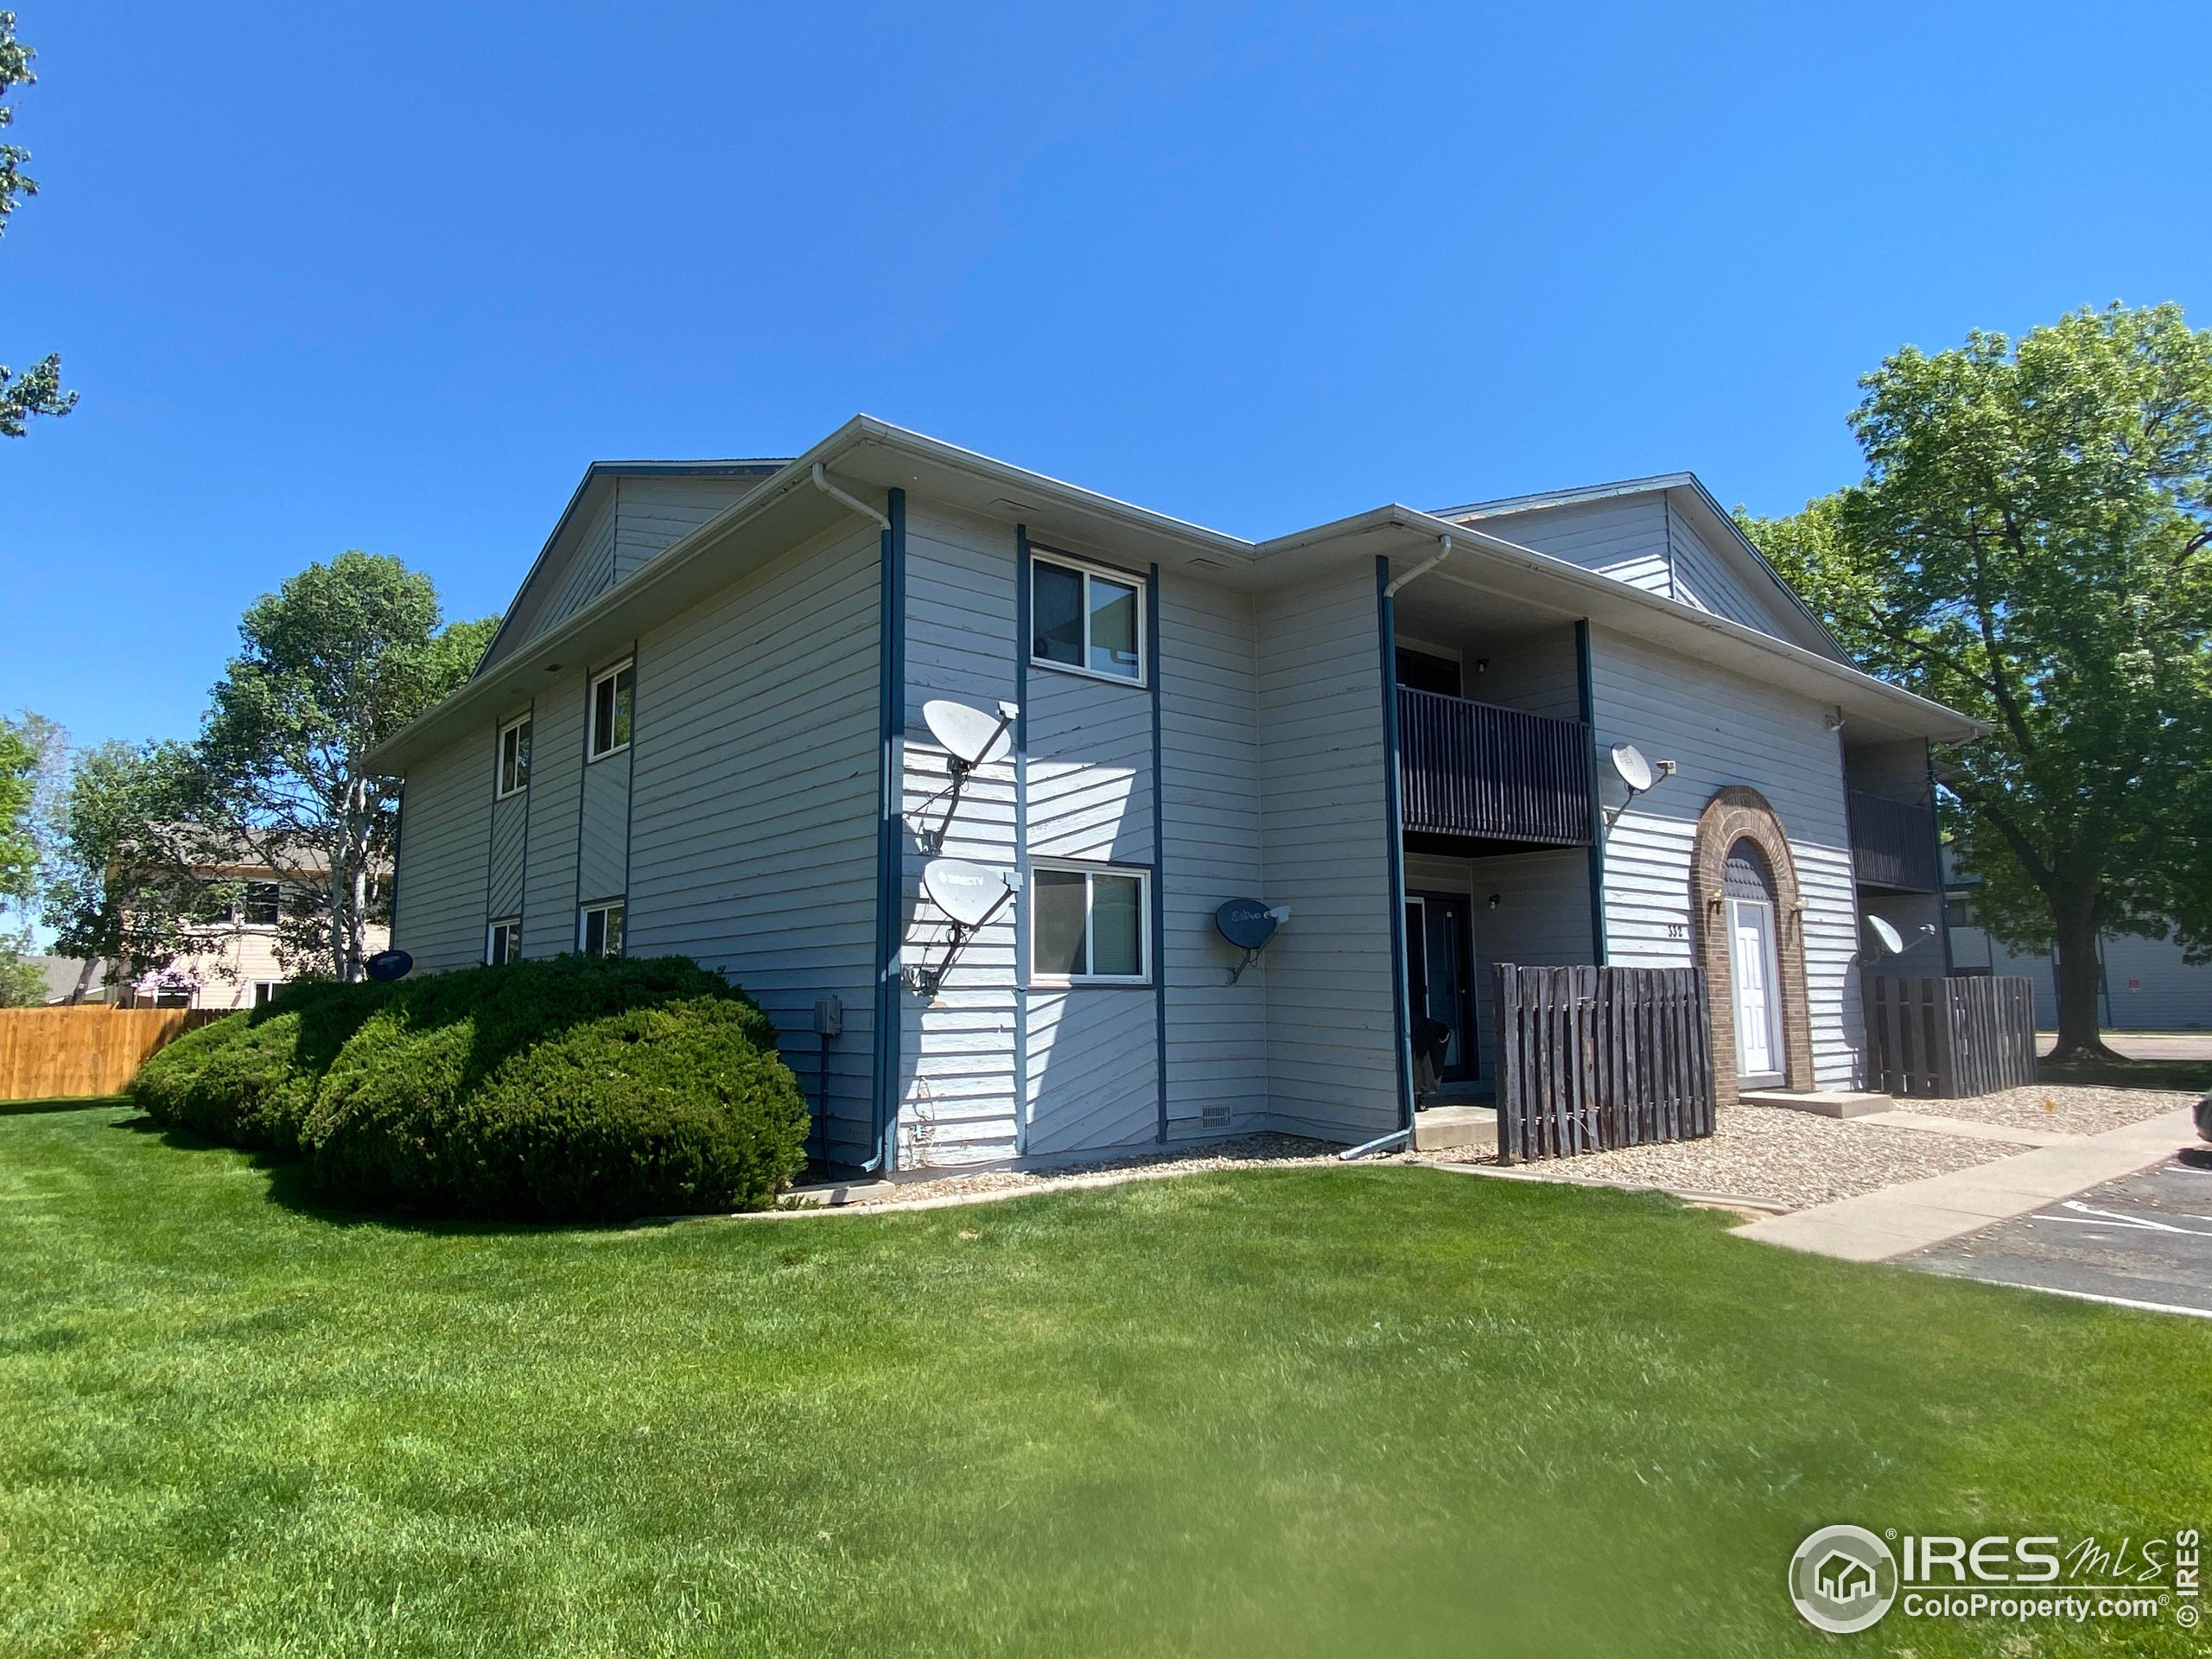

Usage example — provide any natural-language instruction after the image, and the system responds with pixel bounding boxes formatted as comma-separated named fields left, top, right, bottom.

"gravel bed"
left=1894, top=1084, right=2198, bottom=1137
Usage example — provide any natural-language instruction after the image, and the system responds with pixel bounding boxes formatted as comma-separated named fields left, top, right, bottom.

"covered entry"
left=1689, top=785, right=1815, bottom=1106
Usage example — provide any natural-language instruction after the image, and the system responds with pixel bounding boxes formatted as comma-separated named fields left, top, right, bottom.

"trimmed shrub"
left=128, top=955, right=810, bottom=1222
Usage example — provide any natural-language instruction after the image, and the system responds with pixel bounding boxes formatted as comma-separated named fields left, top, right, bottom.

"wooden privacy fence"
left=1493, top=963, right=1716, bottom=1164
left=0, top=1007, right=224, bottom=1103
left=1866, top=976, right=2037, bottom=1098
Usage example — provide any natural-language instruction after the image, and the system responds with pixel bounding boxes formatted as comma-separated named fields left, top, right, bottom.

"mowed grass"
left=3, top=1106, right=2207, bottom=1658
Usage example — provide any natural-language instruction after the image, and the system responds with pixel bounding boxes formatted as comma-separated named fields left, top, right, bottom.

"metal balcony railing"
left=1847, top=789, right=1941, bottom=893
left=1396, top=686, right=1593, bottom=848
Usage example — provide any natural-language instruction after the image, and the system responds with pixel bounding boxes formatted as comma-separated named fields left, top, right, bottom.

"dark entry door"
left=1404, top=893, right=1478, bottom=1087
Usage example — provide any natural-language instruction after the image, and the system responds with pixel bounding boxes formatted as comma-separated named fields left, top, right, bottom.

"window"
left=1031, top=555, right=1143, bottom=683
left=497, top=714, right=532, bottom=797
left=590, top=662, right=636, bottom=759
left=579, top=901, right=625, bottom=958
left=486, top=917, right=521, bottom=966
left=251, top=981, right=281, bottom=1008
left=1030, top=863, right=1147, bottom=983
left=240, top=881, right=282, bottom=929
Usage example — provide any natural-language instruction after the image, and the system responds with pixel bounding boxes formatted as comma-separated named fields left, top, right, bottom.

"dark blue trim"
left=1926, top=740, right=1955, bottom=976
left=619, top=643, right=637, bottom=932
left=1148, top=562, right=1168, bottom=1144
left=1576, top=620, right=1607, bottom=965
left=1377, top=557, right=1414, bottom=1132
left=1014, top=527, right=1032, bottom=1154
left=871, top=489, right=907, bottom=1171
left=387, top=779, right=405, bottom=953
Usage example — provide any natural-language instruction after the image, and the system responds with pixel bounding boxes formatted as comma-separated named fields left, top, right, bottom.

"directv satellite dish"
left=922, top=859, right=1008, bottom=929
left=1610, top=743, right=1656, bottom=794
left=365, top=949, right=413, bottom=982
left=1865, top=915, right=1905, bottom=957
left=1214, top=899, right=1281, bottom=952
left=922, top=699, right=1014, bottom=771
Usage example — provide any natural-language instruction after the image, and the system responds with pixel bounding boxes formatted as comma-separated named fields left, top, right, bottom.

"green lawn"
left=3, top=1105, right=2206, bottom=1657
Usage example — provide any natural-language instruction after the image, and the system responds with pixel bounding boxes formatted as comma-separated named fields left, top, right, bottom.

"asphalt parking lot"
left=1910, top=1154, right=2212, bottom=1317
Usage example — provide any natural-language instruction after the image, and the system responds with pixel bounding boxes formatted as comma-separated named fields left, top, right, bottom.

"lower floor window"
left=579, top=901, right=625, bottom=958
left=251, top=981, right=281, bottom=1007
left=1031, top=863, right=1147, bottom=983
left=486, top=917, right=520, bottom=965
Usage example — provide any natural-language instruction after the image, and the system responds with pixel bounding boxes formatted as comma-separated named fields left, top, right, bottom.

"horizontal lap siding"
left=625, top=525, right=880, bottom=1167
left=1256, top=568, right=1396, bottom=1140
left=1665, top=505, right=1783, bottom=634
left=577, top=747, right=630, bottom=906
left=1588, top=628, right=1865, bottom=1087
left=540, top=498, right=618, bottom=634
left=1027, top=670, right=1153, bottom=862
left=613, top=477, right=763, bottom=582
left=1474, top=499, right=1675, bottom=601
left=486, top=792, right=527, bottom=918
left=1025, top=990, right=1160, bottom=1155
left=1471, top=626, right=1583, bottom=719
left=901, top=507, right=1020, bottom=1166
left=521, top=676, right=587, bottom=957
left=1160, top=574, right=1267, bottom=1134
left=392, top=736, right=492, bottom=973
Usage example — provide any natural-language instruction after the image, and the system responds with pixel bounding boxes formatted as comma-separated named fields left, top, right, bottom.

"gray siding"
left=1588, top=627, right=1865, bottom=1087
left=542, top=497, right=618, bottom=633
left=1664, top=501, right=1780, bottom=635
left=1405, top=846, right=1593, bottom=1066
left=1951, top=922, right=2212, bottom=1032
left=1024, top=990, right=1160, bottom=1155
left=613, top=477, right=762, bottom=582
left=521, top=672, right=588, bottom=958
left=1467, top=625, right=1582, bottom=719
left=577, top=735, right=631, bottom=908
left=485, top=790, right=528, bottom=919
left=625, top=523, right=882, bottom=1166
left=1027, top=667, right=1153, bottom=863
left=1255, top=566, right=1399, bottom=1140
left=391, top=732, right=493, bottom=973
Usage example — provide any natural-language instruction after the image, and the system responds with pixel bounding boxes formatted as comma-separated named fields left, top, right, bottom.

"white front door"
left=1729, top=897, right=1782, bottom=1081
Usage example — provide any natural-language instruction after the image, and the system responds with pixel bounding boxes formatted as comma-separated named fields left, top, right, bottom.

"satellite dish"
left=365, top=949, right=414, bottom=983
left=923, top=699, right=1014, bottom=770
left=1610, top=743, right=1656, bottom=794
left=1215, top=899, right=1281, bottom=952
left=922, top=858, right=1008, bottom=929
left=1865, top=916, right=1905, bottom=957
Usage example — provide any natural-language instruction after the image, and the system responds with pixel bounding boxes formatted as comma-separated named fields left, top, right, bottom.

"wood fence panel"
left=1492, top=963, right=1717, bottom=1164
left=1864, top=976, right=2037, bottom=1099
left=0, top=1007, right=223, bottom=1102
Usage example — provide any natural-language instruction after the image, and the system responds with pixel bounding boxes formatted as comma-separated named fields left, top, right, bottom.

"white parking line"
left=1994, top=1282, right=2212, bottom=1320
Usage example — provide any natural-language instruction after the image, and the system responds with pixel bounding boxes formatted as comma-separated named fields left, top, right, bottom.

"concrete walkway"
left=1735, top=1108, right=2197, bottom=1262
left=1852, top=1108, right=2079, bottom=1147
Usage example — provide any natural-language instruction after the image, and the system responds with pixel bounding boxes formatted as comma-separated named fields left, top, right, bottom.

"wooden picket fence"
left=0, top=1006, right=225, bottom=1103
left=1865, top=975, right=2037, bottom=1098
left=1493, top=963, right=1717, bottom=1164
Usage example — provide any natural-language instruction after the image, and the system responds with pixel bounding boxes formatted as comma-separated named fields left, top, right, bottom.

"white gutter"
left=810, top=462, right=892, bottom=531
left=1382, top=533, right=1452, bottom=597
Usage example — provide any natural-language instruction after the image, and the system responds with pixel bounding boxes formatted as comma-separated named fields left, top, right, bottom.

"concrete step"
left=1413, top=1103, right=1499, bottom=1154
left=1739, top=1088, right=1893, bottom=1119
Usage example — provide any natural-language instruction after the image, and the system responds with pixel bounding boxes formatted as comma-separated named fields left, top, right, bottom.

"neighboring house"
left=25, top=955, right=114, bottom=1005
left=365, top=418, right=1974, bottom=1174
left=116, top=836, right=390, bottom=1010
left=1945, top=871, right=2212, bottom=1031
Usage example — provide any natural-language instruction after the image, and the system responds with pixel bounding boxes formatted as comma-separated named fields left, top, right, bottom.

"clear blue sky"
left=6, top=1, right=2209, bottom=753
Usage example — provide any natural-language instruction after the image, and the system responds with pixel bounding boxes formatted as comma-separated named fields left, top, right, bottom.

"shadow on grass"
left=2038, top=1055, right=2212, bottom=1092
left=1, top=1094, right=133, bottom=1116
left=103, top=1113, right=683, bottom=1240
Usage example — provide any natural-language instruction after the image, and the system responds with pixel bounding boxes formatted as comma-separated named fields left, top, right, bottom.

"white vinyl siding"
left=1587, top=627, right=1866, bottom=1088
left=391, top=734, right=494, bottom=973
left=1255, top=565, right=1399, bottom=1141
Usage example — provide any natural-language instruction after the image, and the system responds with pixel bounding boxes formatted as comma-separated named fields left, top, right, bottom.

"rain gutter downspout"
left=812, top=462, right=893, bottom=531
left=1384, top=533, right=1452, bottom=597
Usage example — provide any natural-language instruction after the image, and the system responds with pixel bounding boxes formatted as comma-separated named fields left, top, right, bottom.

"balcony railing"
left=1847, top=789, right=1940, bottom=893
left=1396, top=686, right=1593, bottom=848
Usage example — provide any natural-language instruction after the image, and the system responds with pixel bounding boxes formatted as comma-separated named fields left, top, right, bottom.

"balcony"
left=1396, top=686, right=1594, bottom=850
left=1847, top=789, right=1940, bottom=893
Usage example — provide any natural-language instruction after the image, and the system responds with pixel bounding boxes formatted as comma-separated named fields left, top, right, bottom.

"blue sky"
left=6, top=1, right=2209, bottom=753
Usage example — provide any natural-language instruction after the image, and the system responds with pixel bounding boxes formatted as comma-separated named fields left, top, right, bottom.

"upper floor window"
left=1031, top=555, right=1143, bottom=683
left=590, top=662, right=636, bottom=759
left=239, top=881, right=282, bottom=929
left=497, top=714, right=532, bottom=798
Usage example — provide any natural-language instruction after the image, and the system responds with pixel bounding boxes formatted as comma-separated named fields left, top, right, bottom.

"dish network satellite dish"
left=1865, top=915, right=1905, bottom=957
left=1215, top=898, right=1290, bottom=982
left=1609, top=743, right=1656, bottom=794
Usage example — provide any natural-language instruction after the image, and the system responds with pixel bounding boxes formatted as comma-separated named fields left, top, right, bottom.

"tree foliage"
left=1739, top=302, right=2212, bottom=1057
left=194, top=551, right=496, bottom=982
left=40, top=739, right=212, bottom=998
left=0, top=10, right=74, bottom=438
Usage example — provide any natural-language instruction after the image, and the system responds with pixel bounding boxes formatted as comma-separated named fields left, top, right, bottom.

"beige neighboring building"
left=118, top=840, right=390, bottom=1010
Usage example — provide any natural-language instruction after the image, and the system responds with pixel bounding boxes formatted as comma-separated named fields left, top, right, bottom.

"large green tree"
left=0, top=10, right=74, bottom=437
left=1740, top=302, right=2212, bottom=1059
left=40, top=739, right=211, bottom=1001
left=0, top=715, right=44, bottom=1003
left=195, top=551, right=495, bottom=982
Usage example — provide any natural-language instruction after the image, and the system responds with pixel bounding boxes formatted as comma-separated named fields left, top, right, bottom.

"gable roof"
left=1432, top=472, right=1847, bottom=661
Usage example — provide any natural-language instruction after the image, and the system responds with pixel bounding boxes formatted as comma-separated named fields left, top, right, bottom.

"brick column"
left=1689, top=785, right=1815, bottom=1108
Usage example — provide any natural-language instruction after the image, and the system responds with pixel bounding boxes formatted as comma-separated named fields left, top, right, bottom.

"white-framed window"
left=251, top=980, right=282, bottom=1008
left=589, top=661, right=636, bottom=760
left=1028, top=861, right=1148, bottom=984
left=496, top=713, right=532, bottom=798
left=579, top=900, right=625, bottom=958
left=238, top=881, right=282, bottom=929
left=1030, top=553, right=1144, bottom=684
left=486, top=917, right=521, bottom=966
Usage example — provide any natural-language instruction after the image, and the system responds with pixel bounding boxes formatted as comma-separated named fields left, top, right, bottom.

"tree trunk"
left=2048, top=885, right=2119, bottom=1061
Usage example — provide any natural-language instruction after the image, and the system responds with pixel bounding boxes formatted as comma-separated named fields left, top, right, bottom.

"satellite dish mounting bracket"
left=911, top=699, right=1019, bottom=855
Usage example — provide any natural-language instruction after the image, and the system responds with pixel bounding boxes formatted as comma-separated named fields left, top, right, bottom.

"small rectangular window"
left=590, top=663, right=636, bottom=759
left=1028, top=864, right=1147, bottom=983
left=497, top=715, right=532, bottom=797
left=580, top=901, right=625, bottom=958
left=1030, top=555, right=1143, bottom=683
left=486, top=917, right=520, bottom=966
left=240, top=881, right=282, bottom=928
left=251, top=981, right=281, bottom=1007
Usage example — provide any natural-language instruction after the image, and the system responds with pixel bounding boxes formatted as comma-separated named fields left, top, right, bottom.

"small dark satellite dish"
left=365, top=949, right=414, bottom=983
left=1214, top=899, right=1283, bottom=952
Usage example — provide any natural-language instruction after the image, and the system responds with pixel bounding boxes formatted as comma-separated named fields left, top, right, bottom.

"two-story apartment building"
left=365, top=418, right=1974, bottom=1173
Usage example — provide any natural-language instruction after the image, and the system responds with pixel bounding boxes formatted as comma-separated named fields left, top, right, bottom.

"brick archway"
left=1690, top=786, right=1815, bottom=1106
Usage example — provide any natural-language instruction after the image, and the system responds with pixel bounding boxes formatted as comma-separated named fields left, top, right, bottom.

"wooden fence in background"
left=1866, top=976, right=2037, bottom=1098
left=1493, top=964, right=1716, bottom=1164
left=0, top=1007, right=223, bottom=1103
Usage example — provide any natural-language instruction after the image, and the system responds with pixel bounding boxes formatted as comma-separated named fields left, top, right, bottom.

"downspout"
left=1148, top=562, right=1168, bottom=1144
left=1377, top=556, right=1416, bottom=1136
left=1926, top=742, right=1954, bottom=976
left=1384, top=533, right=1451, bottom=598
left=868, top=488, right=907, bottom=1174
left=1575, top=622, right=1607, bottom=964
left=1013, top=530, right=1032, bottom=1157
left=812, top=462, right=893, bottom=532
